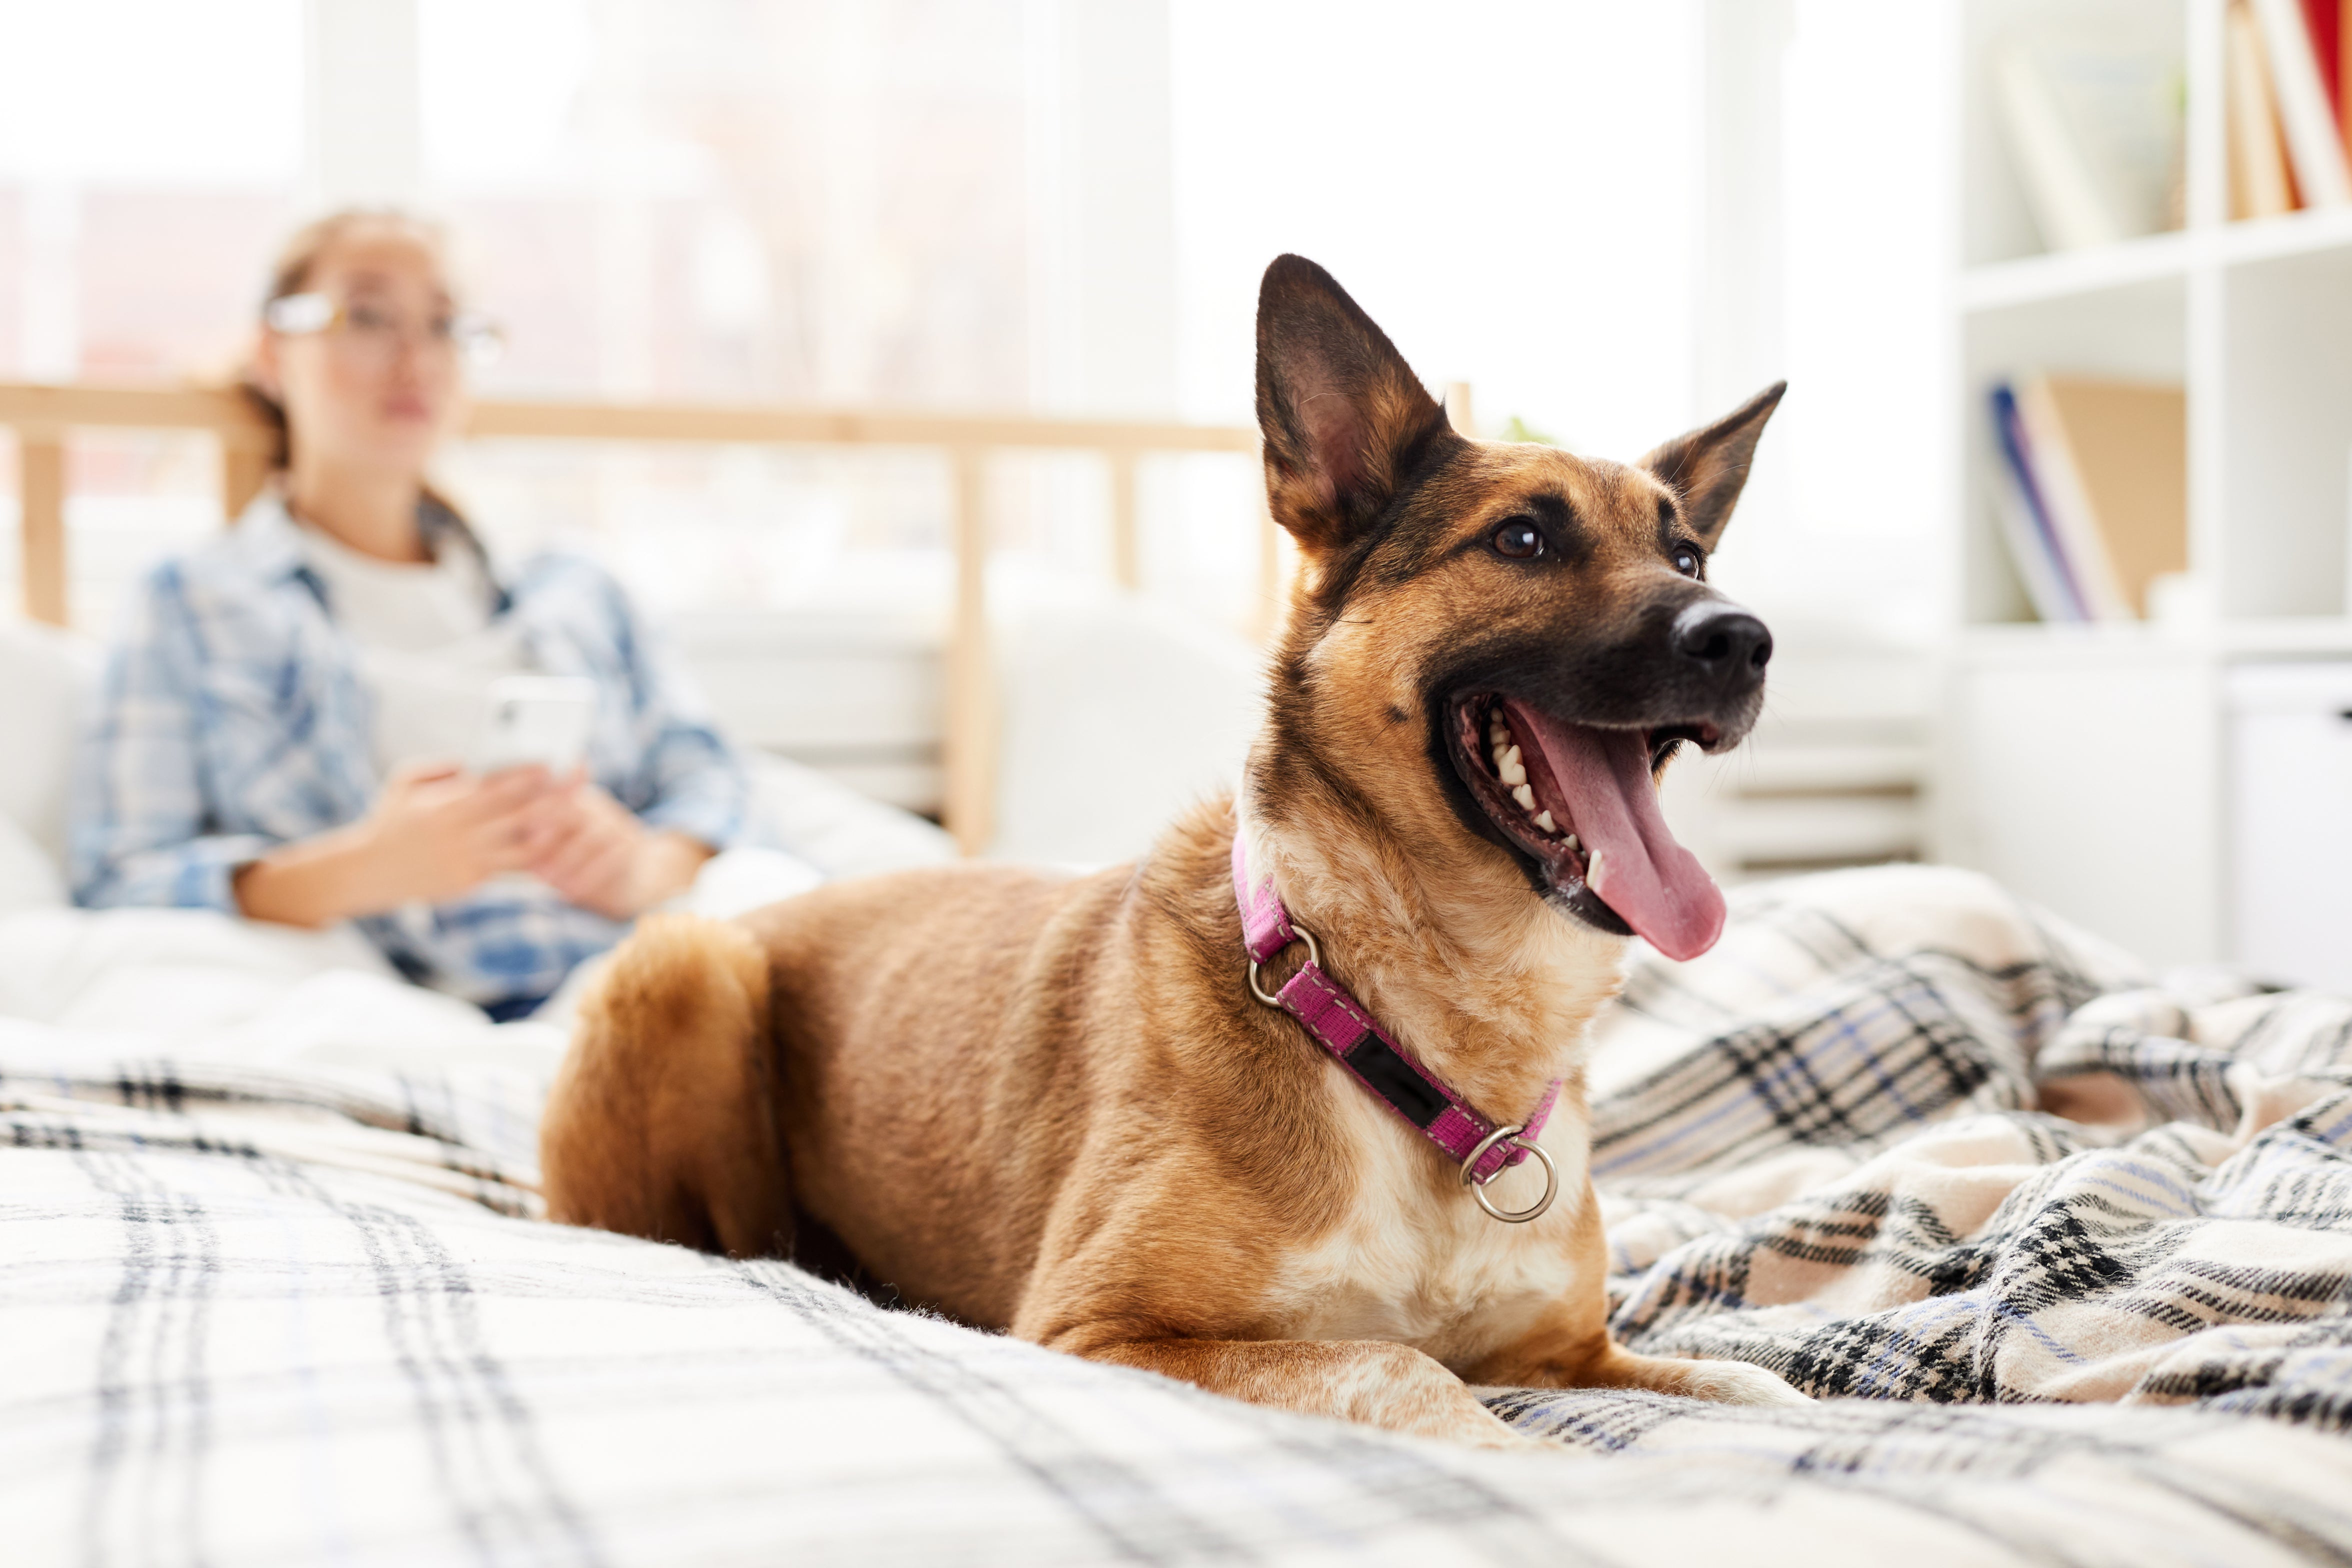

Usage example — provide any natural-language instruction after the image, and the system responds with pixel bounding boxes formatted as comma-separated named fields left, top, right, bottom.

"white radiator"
left=671, top=608, right=944, bottom=816
left=1660, top=641, right=1933, bottom=882
left=676, top=610, right=1932, bottom=878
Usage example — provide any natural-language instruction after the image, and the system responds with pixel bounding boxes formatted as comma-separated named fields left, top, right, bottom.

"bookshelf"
left=1938, top=0, right=2352, bottom=975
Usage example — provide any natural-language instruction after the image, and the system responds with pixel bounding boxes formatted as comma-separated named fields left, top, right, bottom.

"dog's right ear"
left=1255, top=254, right=1452, bottom=554
left=1638, top=382, right=1786, bottom=550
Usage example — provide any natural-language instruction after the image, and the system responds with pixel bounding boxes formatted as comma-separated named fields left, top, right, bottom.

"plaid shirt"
left=68, top=492, right=752, bottom=1006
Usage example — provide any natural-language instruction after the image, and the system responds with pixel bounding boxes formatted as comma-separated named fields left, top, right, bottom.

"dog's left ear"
left=1255, top=254, right=1452, bottom=554
left=1639, top=381, right=1786, bottom=549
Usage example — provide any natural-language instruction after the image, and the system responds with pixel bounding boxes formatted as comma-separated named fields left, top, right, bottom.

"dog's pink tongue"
left=1504, top=702, right=1726, bottom=962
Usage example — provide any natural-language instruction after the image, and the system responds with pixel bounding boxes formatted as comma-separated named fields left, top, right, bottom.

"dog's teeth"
left=1565, top=832, right=1580, bottom=852
left=1512, top=784, right=1535, bottom=810
left=1586, top=850, right=1602, bottom=882
left=1498, top=747, right=1526, bottom=787
left=1534, top=810, right=1556, bottom=834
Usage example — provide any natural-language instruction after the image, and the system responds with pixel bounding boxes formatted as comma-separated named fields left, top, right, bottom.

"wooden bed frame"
left=0, top=382, right=1266, bottom=852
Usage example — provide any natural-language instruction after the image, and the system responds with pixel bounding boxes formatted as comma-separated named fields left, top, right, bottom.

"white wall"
left=306, top=0, right=422, bottom=209
left=1026, top=0, right=1179, bottom=416
left=1168, top=1, right=1704, bottom=464
left=1164, top=0, right=1951, bottom=647
left=1695, top=0, right=1952, bottom=644
left=0, top=0, right=303, bottom=377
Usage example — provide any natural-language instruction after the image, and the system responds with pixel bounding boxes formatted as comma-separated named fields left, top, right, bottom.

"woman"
left=69, top=209, right=750, bottom=1021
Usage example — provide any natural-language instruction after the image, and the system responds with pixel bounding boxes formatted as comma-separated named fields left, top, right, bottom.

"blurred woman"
left=69, top=210, right=750, bottom=1020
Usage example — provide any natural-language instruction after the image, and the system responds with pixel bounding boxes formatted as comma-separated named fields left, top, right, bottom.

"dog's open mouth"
left=1452, top=695, right=1728, bottom=961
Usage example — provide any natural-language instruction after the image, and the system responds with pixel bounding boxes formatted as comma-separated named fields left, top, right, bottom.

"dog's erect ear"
left=1639, top=381, right=1786, bottom=549
left=1255, top=254, right=1452, bottom=554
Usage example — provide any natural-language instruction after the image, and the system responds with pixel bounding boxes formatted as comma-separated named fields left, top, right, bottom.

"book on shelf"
left=2232, top=0, right=2304, bottom=216
left=1988, top=376, right=2187, bottom=624
left=2302, top=0, right=2343, bottom=135
left=1988, top=384, right=2089, bottom=624
left=2253, top=0, right=2352, bottom=204
left=1992, top=33, right=2184, bottom=250
left=2336, top=0, right=2352, bottom=166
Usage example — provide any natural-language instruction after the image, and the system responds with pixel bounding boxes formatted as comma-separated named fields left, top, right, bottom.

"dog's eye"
left=1492, top=520, right=1545, bottom=560
left=1672, top=545, right=1703, bottom=578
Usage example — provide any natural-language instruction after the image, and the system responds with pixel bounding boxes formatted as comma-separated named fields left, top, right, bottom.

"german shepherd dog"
left=540, top=256, right=1803, bottom=1445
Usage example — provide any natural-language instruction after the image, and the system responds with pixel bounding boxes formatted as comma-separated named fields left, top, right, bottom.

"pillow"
left=990, top=592, right=1264, bottom=864
left=0, top=812, right=66, bottom=910
left=750, top=752, right=958, bottom=879
left=0, top=617, right=100, bottom=868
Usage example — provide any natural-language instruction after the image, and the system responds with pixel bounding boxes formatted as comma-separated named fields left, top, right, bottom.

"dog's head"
left=1250, top=254, right=1782, bottom=962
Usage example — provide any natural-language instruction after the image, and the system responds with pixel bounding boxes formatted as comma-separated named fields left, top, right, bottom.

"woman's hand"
left=362, top=760, right=560, bottom=904
left=235, top=760, right=558, bottom=927
left=234, top=764, right=710, bottom=929
left=520, top=775, right=714, bottom=920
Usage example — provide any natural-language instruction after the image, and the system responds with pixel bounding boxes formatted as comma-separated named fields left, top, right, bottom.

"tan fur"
left=541, top=258, right=1801, bottom=1444
left=540, top=914, right=794, bottom=1259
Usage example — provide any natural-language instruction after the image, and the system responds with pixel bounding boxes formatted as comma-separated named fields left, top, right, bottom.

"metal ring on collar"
left=1246, top=922, right=1322, bottom=1007
left=1458, top=1123, right=1560, bottom=1224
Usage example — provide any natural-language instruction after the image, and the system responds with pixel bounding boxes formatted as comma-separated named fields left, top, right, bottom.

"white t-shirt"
left=294, top=517, right=534, bottom=773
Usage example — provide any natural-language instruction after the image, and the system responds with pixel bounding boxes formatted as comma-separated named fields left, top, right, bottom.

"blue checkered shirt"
left=68, top=494, right=754, bottom=1006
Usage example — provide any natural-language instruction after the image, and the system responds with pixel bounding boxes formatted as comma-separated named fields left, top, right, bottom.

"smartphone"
left=477, top=676, right=598, bottom=774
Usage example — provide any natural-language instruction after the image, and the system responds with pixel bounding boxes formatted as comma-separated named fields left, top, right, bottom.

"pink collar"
left=1231, top=832, right=1562, bottom=1222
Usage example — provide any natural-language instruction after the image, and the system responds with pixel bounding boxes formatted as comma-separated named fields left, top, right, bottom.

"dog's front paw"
left=1684, top=1358, right=1811, bottom=1406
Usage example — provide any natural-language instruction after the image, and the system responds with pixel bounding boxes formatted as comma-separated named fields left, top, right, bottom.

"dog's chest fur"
left=1256, top=1076, right=1587, bottom=1369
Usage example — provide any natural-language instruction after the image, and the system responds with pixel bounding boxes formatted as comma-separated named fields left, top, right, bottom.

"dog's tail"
left=540, top=912, right=796, bottom=1258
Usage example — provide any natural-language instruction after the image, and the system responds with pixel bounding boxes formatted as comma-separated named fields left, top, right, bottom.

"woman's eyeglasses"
left=264, top=292, right=505, bottom=368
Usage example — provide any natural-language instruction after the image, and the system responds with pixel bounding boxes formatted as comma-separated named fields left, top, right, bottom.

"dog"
left=540, top=254, right=1802, bottom=1446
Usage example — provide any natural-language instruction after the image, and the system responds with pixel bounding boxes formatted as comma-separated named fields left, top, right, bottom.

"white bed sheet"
left=4, top=866, right=2351, bottom=1567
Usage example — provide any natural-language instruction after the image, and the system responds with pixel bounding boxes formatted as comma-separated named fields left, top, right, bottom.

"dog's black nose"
left=1672, top=602, right=1772, bottom=682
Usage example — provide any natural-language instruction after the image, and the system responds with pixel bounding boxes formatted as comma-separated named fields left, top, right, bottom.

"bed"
left=4, top=626, right=2352, bottom=1564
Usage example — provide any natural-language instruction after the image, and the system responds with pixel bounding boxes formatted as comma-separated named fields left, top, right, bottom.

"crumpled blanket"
left=1566, top=864, right=2352, bottom=1427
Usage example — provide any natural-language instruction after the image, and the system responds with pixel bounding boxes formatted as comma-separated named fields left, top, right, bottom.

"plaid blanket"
left=6, top=865, right=2352, bottom=1565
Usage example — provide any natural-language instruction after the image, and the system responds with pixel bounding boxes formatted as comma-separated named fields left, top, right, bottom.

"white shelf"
left=1957, top=618, right=2352, bottom=662
left=1940, top=0, right=2352, bottom=978
left=1960, top=207, right=2352, bottom=315
left=2212, top=204, right=2352, bottom=268
left=1960, top=229, right=2195, bottom=312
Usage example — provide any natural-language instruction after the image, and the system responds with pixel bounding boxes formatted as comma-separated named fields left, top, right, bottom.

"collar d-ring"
left=1232, top=832, right=1562, bottom=1224
left=1459, top=1123, right=1559, bottom=1223
left=1246, top=922, right=1320, bottom=1007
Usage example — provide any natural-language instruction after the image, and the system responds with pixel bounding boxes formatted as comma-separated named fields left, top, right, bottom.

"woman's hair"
left=240, top=208, right=454, bottom=470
